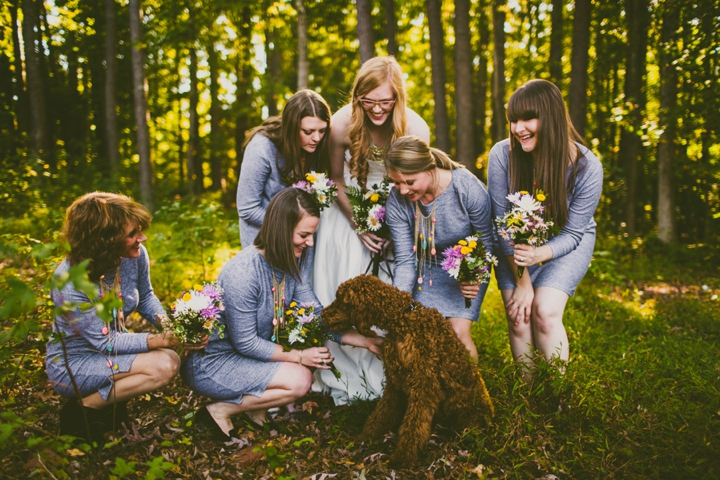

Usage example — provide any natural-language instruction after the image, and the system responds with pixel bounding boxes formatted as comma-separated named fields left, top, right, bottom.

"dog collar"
left=406, top=301, right=421, bottom=313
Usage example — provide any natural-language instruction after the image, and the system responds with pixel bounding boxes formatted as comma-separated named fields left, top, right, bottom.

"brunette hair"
left=254, top=188, right=320, bottom=280
left=385, top=135, right=463, bottom=174
left=506, top=79, right=586, bottom=228
left=62, top=192, right=151, bottom=281
left=243, top=89, right=332, bottom=182
left=348, top=56, right=408, bottom=189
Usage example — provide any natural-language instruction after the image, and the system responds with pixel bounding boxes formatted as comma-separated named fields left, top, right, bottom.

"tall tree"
left=231, top=3, right=254, bottom=175
left=549, top=0, right=563, bottom=86
left=384, top=0, right=398, bottom=57
left=657, top=0, right=679, bottom=244
left=264, top=0, right=280, bottom=116
left=187, top=44, right=200, bottom=194
left=454, top=0, right=475, bottom=170
left=619, top=0, right=649, bottom=237
left=568, top=0, right=591, bottom=138
left=356, top=0, right=374, bottom=63
left=105, top=0, right=120, bottom=174
left=22, top=0, right=51, bottom=162
left=491, top=0, right=506, bottom=142
left=129, top=0, right=154, bottom=210
left=10, top=0, right=28, bottom=134
left=296, top=0, right=309, bottom=89
left=474, top=0, right=489, bottom=155
left=208, top=37, right=223, bottom=192
left=426, top=0, right=450, bottom=152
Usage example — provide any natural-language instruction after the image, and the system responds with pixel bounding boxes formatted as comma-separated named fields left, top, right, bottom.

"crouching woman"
left=46, top=192, right=196, bottom=442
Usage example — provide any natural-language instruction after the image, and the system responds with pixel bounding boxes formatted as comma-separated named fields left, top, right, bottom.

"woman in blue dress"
left=385, top=136, right=496, bottom=361
left=184, top=188, right=379, bottom=439
left=237, top=89, right=332, bottom=248
left=488, top=79, right=603, bottom=369
left=46, top=192, right=198, bottom=442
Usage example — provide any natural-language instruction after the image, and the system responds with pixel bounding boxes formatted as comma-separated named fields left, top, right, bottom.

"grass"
left=1, top=196, right=719, bottom=478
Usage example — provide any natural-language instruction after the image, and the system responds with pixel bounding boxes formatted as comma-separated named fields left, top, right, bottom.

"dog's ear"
left=321, top=302, right=354, bottom=333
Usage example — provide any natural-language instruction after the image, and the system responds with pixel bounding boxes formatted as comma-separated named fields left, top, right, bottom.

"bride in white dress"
left=312, top=56, right=430, bottom=405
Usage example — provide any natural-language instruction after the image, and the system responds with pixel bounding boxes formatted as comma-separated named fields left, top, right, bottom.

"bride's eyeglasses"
left=359, top=97, right=396, bottom=111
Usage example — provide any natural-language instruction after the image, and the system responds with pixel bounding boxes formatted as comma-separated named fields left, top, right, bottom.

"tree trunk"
left=208, top=38, right=223, bottom=192
left=22, top=0, right=51, bottom=162
left=384, top=0, right=398, bottom=57
left=233, top=4, right=253, bottom=177
left=474, top=0, right=489, bottom=155
left=491, top=0, right=506, bottom=142
left=263, top=0, right=280, bottom=117
left=657, top=0, right=679, bottom=244
left=10, top=0, right=29, bottom=134
left=549, top=0, right=563, bottom=86
left=568, top=0, right=591, bottom=138
left=105, top=0, right=119, bottom=174
left=296, top=0, right=309, bottom=89
left=187, top=46, right=200, bottom=195
left=129, top=0, right=154, bottom=210
left=454, top=0, right=475, bottom=171
left=619, top=0, right=649, bottom=237
left=356, top=0, right=374, bottom=63
left=426, top=0, right=450, bottom=152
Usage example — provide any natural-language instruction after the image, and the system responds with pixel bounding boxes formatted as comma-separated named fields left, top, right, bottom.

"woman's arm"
left=135, top=245, right=165, bottom=329
left=328, top=107, right=355, bottom=224
left=237, top=135, right=276, bottom=229
left=405, top=108, right=431, bottom=143
left=386, top=190, right=417, bottom=293
left=487, top=141, right=515, bottom=259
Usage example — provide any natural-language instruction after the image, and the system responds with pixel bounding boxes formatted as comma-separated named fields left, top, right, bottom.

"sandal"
left=195, top=406, right=231, bottom=441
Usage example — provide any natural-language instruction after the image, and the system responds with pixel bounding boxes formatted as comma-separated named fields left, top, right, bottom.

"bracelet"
left=297, top=350, right=303, bottom=365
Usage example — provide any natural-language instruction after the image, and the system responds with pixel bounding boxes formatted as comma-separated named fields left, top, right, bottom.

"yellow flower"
left=285, top=310, right=293, bottom=315
left=519, top=190, right=529, bottom=195
left=289, top=301, right=297, bottom=308
left=298, top=308, right=306, bottom=315
left=536, top=193, right=546, bottom=202
left=460, top=246, right=471, bottom=255
left=182, top=292, right=192, bottom=302
left=370, top=193, right=380, bottom=203
left=458, top=239, right=468, bottom=246
left=302, top=328, right=308, bottom=335
left=194, top=284, right=203, bottom=291
left=469, top=240, right=477, bottom=248
left=306, top=173, right=317, bottom=183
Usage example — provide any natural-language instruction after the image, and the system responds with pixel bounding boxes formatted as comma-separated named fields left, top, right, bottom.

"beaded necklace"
left=99, top=266, right=124, bottom=372
left=413, top=202, right=437, bottom=291
left=270, top=269, right=286, bottom=342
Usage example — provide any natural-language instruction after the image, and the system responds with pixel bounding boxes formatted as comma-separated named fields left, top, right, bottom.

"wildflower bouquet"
left=164, top=283, right=225, bottom=345
left=494, top=190, right=556, bottom=278
left=441, top=234, right=497, bottom=308
left=292, top=171, right=337, bottom=211
left=346, top=179, right=392, bottom=276
left=274, top=301, right=341, bottom=379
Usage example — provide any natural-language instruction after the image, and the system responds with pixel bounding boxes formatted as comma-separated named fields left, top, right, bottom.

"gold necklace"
left=414, top=201, right=437, bottom=291
left=369, top=142, right=390, bottom=163
left=270, top=269, right=286, bottom=342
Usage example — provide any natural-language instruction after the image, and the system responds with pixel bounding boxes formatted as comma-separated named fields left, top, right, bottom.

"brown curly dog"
left=322, top=275, right=494, bottom=468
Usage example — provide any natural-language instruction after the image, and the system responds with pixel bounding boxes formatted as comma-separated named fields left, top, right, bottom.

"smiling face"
left=292, top=214, right=319, bottom=258
left=360, top=82, right=396, bottom=127
left=510, top=118, right=539, bottom=155
left=122, top=222, right=147, bottom=258
left=299, top=116, right=328, bottom=154
left=387, top=169, right=434, bottom=203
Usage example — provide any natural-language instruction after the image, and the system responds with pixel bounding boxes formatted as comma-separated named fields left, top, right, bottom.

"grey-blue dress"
left=237, top=134, right=288, bottom=248
left=386, top=168, right=496, bottom=321
left=181, top=246, right=341, bottom=403
left=487, top=139, right=604, bottom=296
left=45, top=245, right=164, bottom=400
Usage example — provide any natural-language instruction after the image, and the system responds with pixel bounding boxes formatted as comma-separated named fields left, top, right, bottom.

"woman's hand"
left=298, top=347, right=334, bottom=369
left=505, top=283, right=534, bottom=326
left=184, top=334, right=209, bottom=351
left=341, top=329, right=384, bottom=356
left=512, top=243, right=553, bottom=268
left=358, top=232, right=387, bottom=254
left=459, top=281, right=481, bottom=299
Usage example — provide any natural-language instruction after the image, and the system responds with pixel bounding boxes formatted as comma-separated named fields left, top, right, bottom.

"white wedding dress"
left=312, top=151, right=391, bottom=405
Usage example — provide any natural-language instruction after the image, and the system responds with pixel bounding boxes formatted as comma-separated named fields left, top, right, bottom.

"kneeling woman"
left=46, top=192, right=193, bottom=441
left=183, top=188, right=378, bottom=439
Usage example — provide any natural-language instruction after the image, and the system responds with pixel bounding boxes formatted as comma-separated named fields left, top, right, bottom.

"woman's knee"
left=506, top=317, right=531, bottom=338
left=532, top=303, right=563, bottom=336
left=287, top=366, right=312, bottom=399
left=151, top=349, right=181, bottom=383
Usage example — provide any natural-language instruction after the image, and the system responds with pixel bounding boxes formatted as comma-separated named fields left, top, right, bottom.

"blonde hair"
left=348, top=56, right=408, bottom=189
left=385, top=135, right=463, bottom=174
left=63, top=192, right=152, bottom=280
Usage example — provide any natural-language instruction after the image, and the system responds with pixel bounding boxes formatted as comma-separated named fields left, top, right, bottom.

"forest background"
left=1, top=0, right=719, bottom=478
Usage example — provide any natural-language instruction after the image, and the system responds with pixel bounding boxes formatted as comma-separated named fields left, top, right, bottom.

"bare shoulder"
left=405, top=108, right=431, bottom=142
left=331, top=105, right=353, bottom=145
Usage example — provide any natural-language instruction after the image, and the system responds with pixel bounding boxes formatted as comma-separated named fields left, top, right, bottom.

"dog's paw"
left=387, top=451, right=416, bottom=470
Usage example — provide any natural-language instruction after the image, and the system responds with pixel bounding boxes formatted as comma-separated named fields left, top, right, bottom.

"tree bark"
left=657, top=0, right=679, bottom=244
left=296, top=0, right=309, bottom=89
left=10, top=0, right=29, bottom=134
left=619, top=0, right=649, bottom=237
left=491, top=0, right=506, bottom=142
left=384, top=0, right=398, bottom=57
left=474, top=0, right=489, bottom=155
left=549, top=0, right=563, bottom=86
left=263, top=0, right=280, bottom=117
left=129, top=0, right=154, bottom=210
left=105, top=0, right=119, bottom=174
left=568, top=0, right=591, bottom=138
left=208, top=38, right=223, bottom=192
left=187, top=45, right=201, bottom=195
left=454, top=0, right=475, bottom=171
left=426, top=0, right=450, bottom=152
left=356, top=0, right=374, bottom=63
left=22, top=0, right=51, bottom=162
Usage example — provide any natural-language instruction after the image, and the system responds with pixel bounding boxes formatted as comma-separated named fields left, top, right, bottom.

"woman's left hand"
left=513, top=244, right=552, bottom=268
left=184, top=334, right=209, bottom=351
left=459, top=281, right=480, bottom=299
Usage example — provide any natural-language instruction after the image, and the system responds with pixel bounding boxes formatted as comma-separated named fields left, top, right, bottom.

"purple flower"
left=202, top=284, right=222, bottom=301
left=200, top=305, right=221, bottom=319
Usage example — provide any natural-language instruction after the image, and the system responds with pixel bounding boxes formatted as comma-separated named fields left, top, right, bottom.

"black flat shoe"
left=195, top=406, right=231, bottom=441
left=59, top=400, right=113, bottom=444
